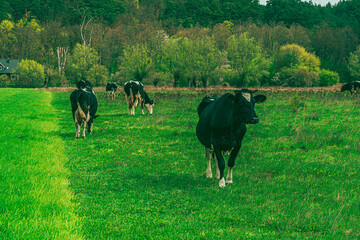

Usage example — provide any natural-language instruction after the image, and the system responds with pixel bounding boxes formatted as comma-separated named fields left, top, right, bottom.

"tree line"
left=0, top=0, right=360, bottom=88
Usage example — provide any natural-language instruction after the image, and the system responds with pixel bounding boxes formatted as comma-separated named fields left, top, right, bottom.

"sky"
left=259, top=0, right=341, bottom=6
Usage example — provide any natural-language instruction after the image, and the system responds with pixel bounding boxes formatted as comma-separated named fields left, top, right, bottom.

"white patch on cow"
left=219, top=178, right=226, bottom=188
left=145, top=103, right=154, bottom=115
left=226, top=167, right=233, bottom=184
left=242, top=92, right=251, bottom=102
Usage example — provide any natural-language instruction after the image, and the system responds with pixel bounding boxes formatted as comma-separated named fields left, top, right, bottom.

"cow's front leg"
left=226, top=146, right=240, bottom=184
left=206, top=148, right=212, bottom=178
left=214, top=148, right=226, bottom=188
left=75, top=122, right=81, bottom=138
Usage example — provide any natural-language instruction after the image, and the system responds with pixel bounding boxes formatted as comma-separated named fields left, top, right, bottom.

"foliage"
left=120, top=43, right=153, bottom=83
left=347, top=46, right=360, bottom=80
left=17, top=59, right=45, bottom=87
left=66, top=43, right=108, bottom=86
left=318, top=69, right=339, bottom=86
left=287, top=67, right=319, bottom=87
left=226, top=33, right=269, bottom=87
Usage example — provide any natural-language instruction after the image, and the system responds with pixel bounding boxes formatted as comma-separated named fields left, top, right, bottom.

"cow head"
left=234, top=89, right=266, bottom=124
left=145, top=100, right=154, bottom=115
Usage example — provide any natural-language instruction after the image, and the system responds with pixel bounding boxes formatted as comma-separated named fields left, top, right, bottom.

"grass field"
left=1, top=88, right=360, bottom=239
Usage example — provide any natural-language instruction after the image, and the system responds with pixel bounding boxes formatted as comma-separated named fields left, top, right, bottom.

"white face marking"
left=242, top=92, right=251, bottom=102
left=145, top=104, right=154, bottom=114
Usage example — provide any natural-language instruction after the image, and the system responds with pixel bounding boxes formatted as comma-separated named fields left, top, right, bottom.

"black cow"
left=70, top=80, right=98, bottom=138
left=341, top=81, right=360, bottom=94
left=196, top=89, right=266, bottom=188
left=124, top=80, right=154, bottom=116
left=106, top=82, right=118, bottom=100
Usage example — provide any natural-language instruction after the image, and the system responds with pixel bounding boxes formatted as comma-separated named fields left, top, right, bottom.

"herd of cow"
left=70, top=80, right=359, bottom=188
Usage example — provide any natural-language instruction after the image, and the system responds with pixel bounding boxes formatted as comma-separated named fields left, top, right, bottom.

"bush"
left=318, top=69, right=339, bottom=86
left=17, top=59, right=45, bottom=88
left=287, top=67, right=319, bottom=87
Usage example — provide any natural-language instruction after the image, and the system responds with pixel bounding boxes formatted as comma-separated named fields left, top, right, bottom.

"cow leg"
left=226, top=146, right=241, bottom=184
left=75, top=122, right=81, bottom=138
left=206, top=148, right=212, bottom=178
left=214, top=148, right=226, bottom=188
left=214, top=153, right=220, bottom=179
left=82, top=122, right=86, bottom=138
left=141, top=103, right=145, bottom=115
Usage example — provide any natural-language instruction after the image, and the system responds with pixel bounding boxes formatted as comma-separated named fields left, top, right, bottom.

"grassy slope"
left=0, top=89, right=82, bottom=239
left=52, top=90, right=360, bottom=239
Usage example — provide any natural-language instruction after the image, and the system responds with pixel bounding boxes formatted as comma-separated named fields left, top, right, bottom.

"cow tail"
left=77, top=102, right=86, bottom=120
left=129, top=87, right=134, bottom=104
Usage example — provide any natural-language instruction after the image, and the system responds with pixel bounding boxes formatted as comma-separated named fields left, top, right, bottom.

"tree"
left=226, top=33, right=269, bottom=87
left=119, top=43, right=153, bottom=83
left=187, top=36, right=223, bottom=87
left=17, top=59, right=45, bottom=88
left=348, top=46, right=360, bottom=80
left=163, top=37, right=191, bottom=87
left=66, top=43, right=108, bottom=86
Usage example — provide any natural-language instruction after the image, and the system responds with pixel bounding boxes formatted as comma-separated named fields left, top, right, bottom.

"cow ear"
left=254, top=95, right=266, bottom=103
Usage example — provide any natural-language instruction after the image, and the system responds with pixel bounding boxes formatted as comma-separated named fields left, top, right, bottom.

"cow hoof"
left=82, top=136, right=85, bottom=139
left=206, top=171, right=213, bottom=178
left=219, top=178, right=226, bottom=188
left=226, top=180, right=233, bottom=184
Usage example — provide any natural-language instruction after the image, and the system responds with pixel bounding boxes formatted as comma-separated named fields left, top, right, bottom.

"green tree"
left=119, top=43, right=153, bottom=83
left=17, top=59, right=45, bottom=88
left=66, top=43, right=108, bottom=86
left=348, top=46, right=360, bottom=80
left=226, top=33, right=269, bottom=87
left=187, top=36, right=223, bottom=87
left=163, top=38, right=191, bottom=87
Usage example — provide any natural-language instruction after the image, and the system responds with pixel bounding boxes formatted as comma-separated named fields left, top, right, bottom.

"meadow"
left=1, top=88, right=360, bottom=239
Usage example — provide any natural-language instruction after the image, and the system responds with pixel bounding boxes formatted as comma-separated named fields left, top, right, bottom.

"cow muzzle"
left=249, top=117, right=259, bottom=124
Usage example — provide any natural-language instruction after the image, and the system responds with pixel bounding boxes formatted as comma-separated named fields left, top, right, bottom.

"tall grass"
left=0, top=89, right=82, bottom=239
left=51, top=89, right=360, bottom=239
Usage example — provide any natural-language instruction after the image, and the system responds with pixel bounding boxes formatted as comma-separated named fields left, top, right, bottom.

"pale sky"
left=259, top=0, right=341, bottom=6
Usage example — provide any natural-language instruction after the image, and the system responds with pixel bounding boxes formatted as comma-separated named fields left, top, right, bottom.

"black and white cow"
left=70, top=80, right=98, bottom=138
left=106, top=82, right=118, bottom=100
left=124, top=80, right=154, bottom=116
left=341, top=81, right=360, bottom=94
left=196, top=89, right=266, bottom=188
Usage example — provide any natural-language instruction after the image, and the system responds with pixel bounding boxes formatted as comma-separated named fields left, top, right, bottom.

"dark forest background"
left=1, top=0, right=360, bottom=87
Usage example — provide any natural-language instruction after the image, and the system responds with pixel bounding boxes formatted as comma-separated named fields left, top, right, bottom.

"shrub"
left=17, top=59, right=45, bottom=88
left=318, top=69, right=339, bottom=86
left=287, top=67, right=319, bottom=87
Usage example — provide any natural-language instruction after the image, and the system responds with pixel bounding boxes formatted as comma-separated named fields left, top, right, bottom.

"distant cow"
left=124, top=80, right=154, bottom=116
left=341, top=81, right=360, bottom=94
left=196, top=89, right=266, bottom=188
left=70, top=80, right=99, bottom=138
left=106, top=82, right=118, bottom=100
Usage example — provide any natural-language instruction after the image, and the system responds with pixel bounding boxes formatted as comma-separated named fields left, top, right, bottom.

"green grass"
left=1, top=89, right=360, bottom=239
left=0, top=89, right=82, bottom=239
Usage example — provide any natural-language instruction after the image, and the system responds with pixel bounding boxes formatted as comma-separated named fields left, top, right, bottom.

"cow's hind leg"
left=75, top=122, right=81, bottom=138
left=206, top=148, right=212, bottom=178
left=82, top=122, right=86, bottom=138
left=214, top=148, right=226, bottom=188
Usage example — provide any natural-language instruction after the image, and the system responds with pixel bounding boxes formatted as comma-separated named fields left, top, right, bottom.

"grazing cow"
left=70, top=80, right=98, bottom=138
left=196, top=89, right=266, bottom=188
left=341, top=81, right=360, bottom=94
left=124, top=80, right=154, bottom=116
left=106, top=82, right=118, bottom=100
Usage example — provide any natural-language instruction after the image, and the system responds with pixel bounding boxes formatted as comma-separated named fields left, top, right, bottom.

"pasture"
left=1, top=88, right=360, bottom=239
